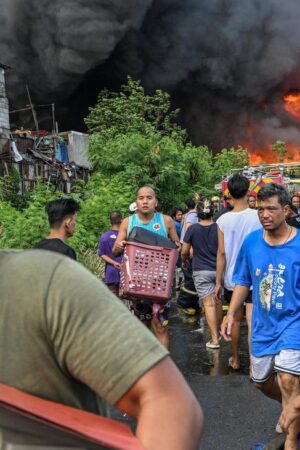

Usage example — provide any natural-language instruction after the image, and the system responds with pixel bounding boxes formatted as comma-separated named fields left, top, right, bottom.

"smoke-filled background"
left=1, top=0, right=300, bottom=155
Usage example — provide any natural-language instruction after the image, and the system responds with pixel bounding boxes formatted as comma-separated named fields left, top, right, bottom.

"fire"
left=241, top=92, right=300, bottom=165
left=284, top=92, right=300, bottom=122
left=248, top=144, right=300, bottom=165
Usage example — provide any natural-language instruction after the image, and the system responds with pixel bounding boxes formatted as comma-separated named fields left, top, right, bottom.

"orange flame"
left=284, top=92, right=300, bottom=122
left=241, top=92, right=300, bottom=165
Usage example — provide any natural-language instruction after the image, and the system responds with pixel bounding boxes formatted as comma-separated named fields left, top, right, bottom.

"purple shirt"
left=98, top=229, right=122, bottom=285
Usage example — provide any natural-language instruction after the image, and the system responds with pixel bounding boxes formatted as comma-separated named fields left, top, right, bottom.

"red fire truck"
left=215, top=162, right=300, bottom=203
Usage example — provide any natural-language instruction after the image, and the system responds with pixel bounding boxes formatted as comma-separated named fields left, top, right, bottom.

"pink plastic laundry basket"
left=119, top=241, right=178, bottom=303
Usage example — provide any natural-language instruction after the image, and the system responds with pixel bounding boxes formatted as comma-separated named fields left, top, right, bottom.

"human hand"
left=214, top=283, right=223, bottom=301
left=114, top=262, right=121, bottom=270
left=220, top=314, right=234, bottom=341
left=115, top=240, right=126, bottom=253
left=279, top=397, right=300, bottom=433
left=151, top=315, right=169, bottom=349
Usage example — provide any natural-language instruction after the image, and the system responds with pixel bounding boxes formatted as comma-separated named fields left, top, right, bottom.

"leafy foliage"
left=85, top=77, right=186, bottom=145
left=1, top=78, right=252, bottom=268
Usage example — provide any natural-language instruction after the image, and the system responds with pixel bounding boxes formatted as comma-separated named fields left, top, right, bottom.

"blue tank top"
left=128, top=213, right=167, bottom=238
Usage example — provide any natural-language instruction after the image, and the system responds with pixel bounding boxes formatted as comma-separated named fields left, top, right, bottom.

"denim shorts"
left=251, top=349, right=300, bottom=383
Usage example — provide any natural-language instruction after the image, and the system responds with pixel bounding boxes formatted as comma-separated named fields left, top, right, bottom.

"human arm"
left=116, top=357, right=203, bottom=450
left=46, top=259, right=203, bottom=450
left=164, top=215, right=179, bottom=246
left=221, top=242, right=252, bottom=340
left=112, top=218, right=129, bottom=256
left=279, top=396, right=300, bottom=433
left=100, top=254, right=121, bottom=269
left=181, top=242, right=191, bottom=271
left=215, top=226, right=226, bottom=300
left=220, top=285, right=250, bottom=340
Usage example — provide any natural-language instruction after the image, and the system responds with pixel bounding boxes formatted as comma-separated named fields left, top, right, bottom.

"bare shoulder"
left=163, top=214, right=173, bottom=225
left=121, top=217, right=130, bottom=227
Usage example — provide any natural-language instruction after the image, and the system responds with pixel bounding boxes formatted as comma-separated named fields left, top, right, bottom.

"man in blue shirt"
left=221, top=183, right=300, bottom=450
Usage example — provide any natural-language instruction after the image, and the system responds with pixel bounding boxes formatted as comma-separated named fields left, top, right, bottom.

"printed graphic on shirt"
left=153, top=223, right=161, bottom=231
left=258, top=263, right=286, bottom=311
left=110, top=234, right=117, bottom=239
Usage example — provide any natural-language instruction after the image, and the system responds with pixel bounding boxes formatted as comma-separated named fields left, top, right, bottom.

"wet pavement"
left=168, top=302, right=282, bottom=450
left=112, top=300, right=286, bottom=450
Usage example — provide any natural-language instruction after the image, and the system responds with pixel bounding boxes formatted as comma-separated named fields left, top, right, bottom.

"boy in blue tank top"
left=113, top=186, right=178, bottom=348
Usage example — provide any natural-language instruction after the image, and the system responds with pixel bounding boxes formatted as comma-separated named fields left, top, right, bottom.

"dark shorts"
left=224, top=288, right=252, bottom=304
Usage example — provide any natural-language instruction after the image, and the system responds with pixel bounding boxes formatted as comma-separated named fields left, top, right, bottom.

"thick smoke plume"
left=1, top=0, right=300, bottom=154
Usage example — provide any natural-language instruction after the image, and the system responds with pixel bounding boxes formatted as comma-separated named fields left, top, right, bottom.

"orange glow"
left=241, top=93, right=300, bottom=165
left=284, top=92, right=300, bottom=121
left=248, top=144, right=300, bottom=165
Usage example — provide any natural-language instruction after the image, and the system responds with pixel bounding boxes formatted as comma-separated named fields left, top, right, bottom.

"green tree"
left=271, top=140, right=288, bottom=163
left=85, top=76, right=186, bottom=147
left=212, top=146, right=249, bottom=184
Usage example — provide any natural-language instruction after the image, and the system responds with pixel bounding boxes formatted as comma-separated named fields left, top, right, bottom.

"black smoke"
left=1, top=0, right=300, bottom=151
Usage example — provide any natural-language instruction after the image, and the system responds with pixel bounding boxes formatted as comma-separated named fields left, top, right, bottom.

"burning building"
left=0, top=1, right=300, bottom=163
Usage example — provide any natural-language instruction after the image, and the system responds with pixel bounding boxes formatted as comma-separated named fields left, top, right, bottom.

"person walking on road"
left=215, top=174, right=261, bottom=370
left=98, top=211, right=123, bottom=296
left=113, top=186, right=178, bottom=348
left=182, top=200, right=222, bottom=349
left=222, top=183, right=300, bottom=450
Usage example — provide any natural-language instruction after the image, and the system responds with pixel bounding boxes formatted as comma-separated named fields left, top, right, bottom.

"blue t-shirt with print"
left=233, top=228, right=300, bottom=357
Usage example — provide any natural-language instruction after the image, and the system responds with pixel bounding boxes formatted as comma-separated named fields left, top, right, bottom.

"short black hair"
left=172, top=207, right=183, bottom=218
left=227, top=174, right=250, bottom=199
left=288, top=202, right=298, bottom=214
left=196, top=200, right=213, bottom=220
left=110, top=211, right=122, bottom=225
left=45, top=198, right=80, bottom=228
left=185, top=199, right=196, bottom=209
left=257, top=183, right=290, bottom=207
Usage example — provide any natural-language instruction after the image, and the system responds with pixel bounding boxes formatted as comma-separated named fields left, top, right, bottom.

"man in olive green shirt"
left=0, top=250, right=203, bottom=450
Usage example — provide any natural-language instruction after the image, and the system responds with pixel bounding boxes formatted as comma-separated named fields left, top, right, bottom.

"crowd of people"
left=1, top=175, right=300, bottom=449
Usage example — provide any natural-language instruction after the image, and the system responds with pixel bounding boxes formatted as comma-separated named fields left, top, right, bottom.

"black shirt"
left=286, top=215, right=300, bottom=229
left=34, top=238, right=77, bottom=260
left=184, top=222, right=218, bottom=271
left=213, top=205, right=233, bottom=222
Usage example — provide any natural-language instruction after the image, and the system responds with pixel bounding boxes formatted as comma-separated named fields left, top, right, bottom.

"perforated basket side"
left=120, top=242, right=178, bottom=302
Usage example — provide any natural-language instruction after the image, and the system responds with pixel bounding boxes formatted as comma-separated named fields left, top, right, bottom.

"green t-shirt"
left=0, top=250, right=168, bottom=414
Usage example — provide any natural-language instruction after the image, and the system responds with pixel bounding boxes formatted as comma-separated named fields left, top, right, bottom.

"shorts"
left=193, top=271, right=216, bottom=303
left=224, top=288, right=252, bottom=304
left=251, top=350, right=300, bottom=383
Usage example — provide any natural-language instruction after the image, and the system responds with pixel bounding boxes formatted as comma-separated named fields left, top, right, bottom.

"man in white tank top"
left=215, top=174, right=261, bottom=370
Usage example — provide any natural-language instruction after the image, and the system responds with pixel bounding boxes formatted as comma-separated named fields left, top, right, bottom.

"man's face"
left=175, top=211, right=183, bottom=222
left=257, top=196, right=287, bottom=231
left=292, top=196, right=300, bottom=209
left=136, top=188, right=157, bottom=214
left=248, top=196, right=256, bottom=209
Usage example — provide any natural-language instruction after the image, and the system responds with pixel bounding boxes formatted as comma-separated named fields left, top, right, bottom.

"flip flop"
left=228, top=356, right=240, bottom=370
left=206, top=341, right=220, bottom=349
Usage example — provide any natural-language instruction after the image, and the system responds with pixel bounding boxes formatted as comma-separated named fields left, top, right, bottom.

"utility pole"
left=26, top=84, right=39, bottom=132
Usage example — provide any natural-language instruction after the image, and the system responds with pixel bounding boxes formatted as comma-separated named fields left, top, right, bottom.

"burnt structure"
left=0, top=64, right=92, bottom=193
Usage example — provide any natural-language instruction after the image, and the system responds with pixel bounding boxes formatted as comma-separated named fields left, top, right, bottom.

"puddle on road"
left=168, top=303, right=250, bottom=377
